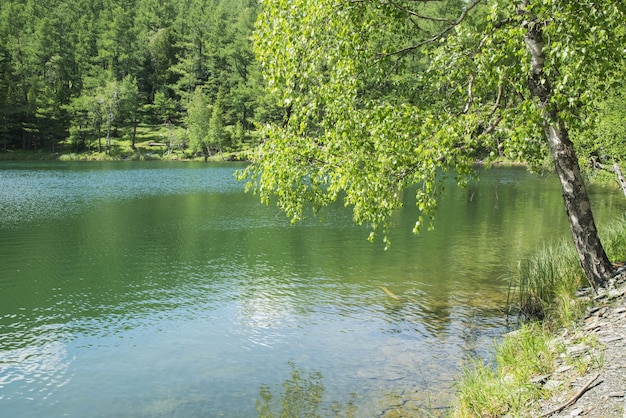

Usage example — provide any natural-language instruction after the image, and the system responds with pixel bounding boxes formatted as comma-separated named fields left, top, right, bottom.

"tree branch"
left=387, top=0, right=454, bottom=24
left=375, top=0, right=484, bottom=59
left=590, top=157, right=626, bottom=198
left=490, top=83, right=504, bottom=117
left=462, top=74, right=475, bottom=114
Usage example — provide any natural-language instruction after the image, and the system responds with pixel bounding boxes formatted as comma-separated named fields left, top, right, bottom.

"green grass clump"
left=512, top=216, right=626, bottom=325
left=511, top=239, right=587, bottom=326
left=456, top=217, right=626, bottom=417
left=58, top=152, right=119, bottom=161
left=600, top=216, right=626, bottom=262
left=455, top=323, right=554, bottom=418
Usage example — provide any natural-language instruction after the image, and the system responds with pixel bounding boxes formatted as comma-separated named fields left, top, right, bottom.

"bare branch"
left=541, top=373, right=601, bottom=417
left=462, top=74, right=475, bottom=114
left=376, top=0, right=484, bottom=59
left=490, top=83, right=504, bottom=117
left=480, top=115, right=502, bottom=136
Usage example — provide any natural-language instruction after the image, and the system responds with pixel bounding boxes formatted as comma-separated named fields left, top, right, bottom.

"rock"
left=583, top=321, right=601, bottom=332
left=609, top=288, right=626, bottom=299
left=531, top=374, right=551, bottom=385
left=543, top=379, right=562, bottom=391
left=597, top=307, right=609, bottom=317
left=568, top=406, right=584, bottom=416
left=555, top=365, right=573, bottom=374
left=531, top=277, right=626, bottom=418
left=587, top=305, right=604, bottom=315
left=566, top=344, right=588, bottom=357
left=599, top=335, right=624, bottom=344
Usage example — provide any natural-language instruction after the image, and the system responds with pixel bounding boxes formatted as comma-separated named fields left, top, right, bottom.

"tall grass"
left=456, top=216, right=626, bottom=417
left=599, top=216, right=626, bottom=262
left=511, top=216, right=626, bottom=325
left=512, top=238, right=586, bottom=325
left=454, top=323, right=554, bottom=418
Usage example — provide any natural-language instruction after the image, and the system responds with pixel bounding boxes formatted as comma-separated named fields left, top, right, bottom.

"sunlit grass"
left=510, top=216, right=626, bottom=326
left=600, top=216, right=626, bottom=262
left=455, top=322, right=553, bottom=418
left=456, top=217, right=626, bottom=417
left=508, top=238, right=588, bottom=327
left=2, top=124, right=252, bottom=162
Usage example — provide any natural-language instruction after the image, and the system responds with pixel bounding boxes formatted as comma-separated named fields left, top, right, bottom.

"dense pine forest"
left=1, top=0, right=624, bottom=166
left=0, top=0, right=278, bottom=158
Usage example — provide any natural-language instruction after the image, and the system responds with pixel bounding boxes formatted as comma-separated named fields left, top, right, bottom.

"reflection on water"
left=1, top=162, right=625, bottom=417
left=0, top=323, right=71, bottom=403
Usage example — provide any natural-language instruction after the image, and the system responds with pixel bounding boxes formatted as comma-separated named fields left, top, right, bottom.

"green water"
left=1, top=161, right=624, bottom=417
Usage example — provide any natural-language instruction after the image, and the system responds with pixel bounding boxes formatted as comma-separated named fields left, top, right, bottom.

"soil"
left=531, top=272, right=626, bottom=418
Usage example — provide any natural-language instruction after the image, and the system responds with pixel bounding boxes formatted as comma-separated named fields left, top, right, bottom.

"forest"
left=0, top=0, right=279, bottom=158
left=0, top=0, right=624, bottom=165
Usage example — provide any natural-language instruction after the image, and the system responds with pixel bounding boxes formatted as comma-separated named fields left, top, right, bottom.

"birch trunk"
left=612, top=162, right=626, bottom=198
left=524, top=19, right=613, bottom=289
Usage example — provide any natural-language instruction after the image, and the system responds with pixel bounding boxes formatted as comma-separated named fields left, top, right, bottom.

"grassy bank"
left=454, top=217, right=626, bottom=417
left=0, top=125, right=251, bottom=162
left=0, top=148, right=246, bottom=162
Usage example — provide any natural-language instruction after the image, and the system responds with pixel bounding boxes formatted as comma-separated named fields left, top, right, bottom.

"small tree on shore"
left=185, top=87, right=210, bottom=160
left=207, top=91, right=226, bottom=157
left=97, top=80, right=121, bottom=154
left=240, top=0, right=626, bottom=289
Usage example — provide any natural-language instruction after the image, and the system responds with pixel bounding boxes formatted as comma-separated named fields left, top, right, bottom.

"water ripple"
left=0, top=162, right=242, bottom=227
left=2, top=164, right=625, bottom=417
left=0, top=323, right=72, bottom=402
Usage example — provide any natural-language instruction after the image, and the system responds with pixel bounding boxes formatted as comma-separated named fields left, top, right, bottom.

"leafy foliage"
left=576, top=76, right=626, bottom=168
left=241, top=0, right=626, bottom=244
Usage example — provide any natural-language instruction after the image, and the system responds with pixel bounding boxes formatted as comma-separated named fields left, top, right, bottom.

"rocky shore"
left=533, top=273, right=626, bottom=418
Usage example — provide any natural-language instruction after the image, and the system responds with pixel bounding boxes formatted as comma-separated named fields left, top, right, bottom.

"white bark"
left=524, top=16, right=613, bottom=288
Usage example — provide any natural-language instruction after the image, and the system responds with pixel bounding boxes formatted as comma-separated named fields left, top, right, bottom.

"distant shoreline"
left=0, top=149, right=250, bottom=163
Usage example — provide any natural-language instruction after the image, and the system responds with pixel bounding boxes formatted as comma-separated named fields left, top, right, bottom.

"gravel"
left=533, top=274, right=626, bottom=418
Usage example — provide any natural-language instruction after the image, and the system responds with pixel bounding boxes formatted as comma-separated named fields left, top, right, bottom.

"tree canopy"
left=0, top=0, right=276, bottom=154
left=241, top=0, right=626, bottom=287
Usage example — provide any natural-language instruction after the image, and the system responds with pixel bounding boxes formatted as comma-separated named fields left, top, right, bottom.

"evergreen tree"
left=208, top=90, right=225, bottom=155
left=0, top=0, right=273, bottom=152
left=119, top=75, right=141, bottom=148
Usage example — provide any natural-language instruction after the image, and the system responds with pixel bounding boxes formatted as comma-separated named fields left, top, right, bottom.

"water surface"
left=1, top=161, right=624, bottom=417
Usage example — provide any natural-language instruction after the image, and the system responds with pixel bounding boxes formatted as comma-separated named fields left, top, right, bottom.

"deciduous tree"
left=185, top=86, right=210, bottom=159
left=241, top=0, right=626, bottom=288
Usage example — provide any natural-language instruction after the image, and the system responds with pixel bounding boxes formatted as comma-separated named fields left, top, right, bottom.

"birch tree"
left=240, top=0, right=626, bottom=289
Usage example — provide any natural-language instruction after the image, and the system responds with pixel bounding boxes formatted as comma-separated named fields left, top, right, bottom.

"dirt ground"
left=533, top=273, right=626, bottom=418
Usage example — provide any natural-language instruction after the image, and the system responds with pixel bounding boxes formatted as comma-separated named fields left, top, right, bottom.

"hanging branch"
left=375, top=0, right=484, bottom=59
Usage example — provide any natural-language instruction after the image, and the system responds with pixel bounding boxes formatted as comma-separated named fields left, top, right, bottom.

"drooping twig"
left=612, top=162, right=626, bottom=197
left=589, top=158, right=626, bottom=198
left=540, top=372, right=601, bottom=417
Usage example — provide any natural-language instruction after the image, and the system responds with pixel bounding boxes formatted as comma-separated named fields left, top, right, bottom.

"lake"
left=1, top=161, right=624, bottom=417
